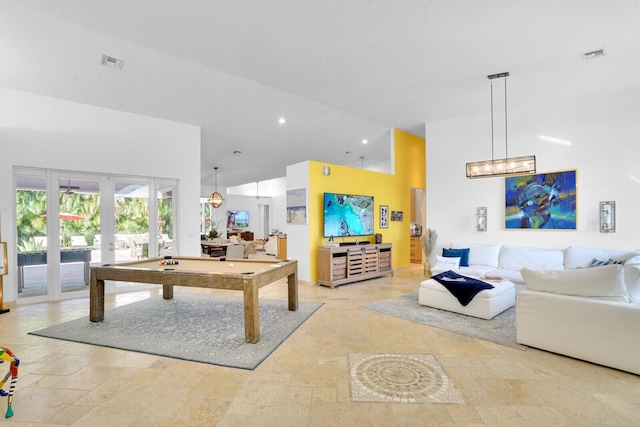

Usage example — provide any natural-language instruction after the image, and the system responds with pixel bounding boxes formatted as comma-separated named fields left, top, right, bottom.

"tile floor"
left=2, top=264, right=639, bottom=426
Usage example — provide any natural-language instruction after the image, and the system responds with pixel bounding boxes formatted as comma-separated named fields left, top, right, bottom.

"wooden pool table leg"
left=90, top=272, right=104, bottom=322
left=243, top=282, right=260, bottom=343
left=163, top=284, right=174, bottom=299
left=288, top=271, right=298, bottom=311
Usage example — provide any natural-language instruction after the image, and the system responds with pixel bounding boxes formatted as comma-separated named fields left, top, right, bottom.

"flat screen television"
left=323, top=193, right=374, bottom=237
left=227, top=210, right=249, bottom=228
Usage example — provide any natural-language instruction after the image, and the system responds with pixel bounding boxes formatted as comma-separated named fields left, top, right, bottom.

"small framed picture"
left=380, top=205, right=389, bottom=228
left=391, top=211, right=404, bottom=221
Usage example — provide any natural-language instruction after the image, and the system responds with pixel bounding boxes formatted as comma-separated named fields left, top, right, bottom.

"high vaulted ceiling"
left=2, top=1, right=639, bottom=188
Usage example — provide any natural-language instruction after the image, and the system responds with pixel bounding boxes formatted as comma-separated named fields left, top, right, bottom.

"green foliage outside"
left=16, top=190, right=173, bottom=251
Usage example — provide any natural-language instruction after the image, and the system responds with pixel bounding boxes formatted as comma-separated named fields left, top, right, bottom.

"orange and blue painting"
left=505, top=170, right=577, bottom=229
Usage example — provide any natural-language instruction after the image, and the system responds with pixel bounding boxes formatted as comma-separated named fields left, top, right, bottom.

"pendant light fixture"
left=209, top=167, right=223, bottom=208
left=466, top=72, right=536, bottom=178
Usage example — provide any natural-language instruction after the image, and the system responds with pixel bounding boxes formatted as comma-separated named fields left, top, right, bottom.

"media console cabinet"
left=317, top=243, right=393, bottom=288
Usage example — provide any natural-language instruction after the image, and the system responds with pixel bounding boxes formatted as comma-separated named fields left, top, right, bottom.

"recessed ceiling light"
left=233, top=150, right=242, bottom=155
left=362, top=139, right=368, bottom=144
left=278, top=117, right=286, bottom=125
left=101, top=54, right=124, bottom=70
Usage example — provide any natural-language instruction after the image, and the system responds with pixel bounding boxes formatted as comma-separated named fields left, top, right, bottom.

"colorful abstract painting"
left=505, top=170, right=577, bottom=229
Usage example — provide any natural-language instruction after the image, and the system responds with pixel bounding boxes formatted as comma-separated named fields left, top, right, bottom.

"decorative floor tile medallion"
left=349, top=353, right=464, bottom=404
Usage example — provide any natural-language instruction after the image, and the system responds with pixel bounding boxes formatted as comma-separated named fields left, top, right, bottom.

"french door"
left=14, top=168, right=176, bottom=302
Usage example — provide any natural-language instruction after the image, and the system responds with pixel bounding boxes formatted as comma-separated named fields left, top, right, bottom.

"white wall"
left=0, top=88, right=201, bottom=302
left=286, top=161, right=311, bottom=282
left=426, top=87, right=640, bottom=258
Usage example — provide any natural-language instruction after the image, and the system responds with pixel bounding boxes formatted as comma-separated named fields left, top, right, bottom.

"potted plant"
left=208, top=229, right=220, bottom=242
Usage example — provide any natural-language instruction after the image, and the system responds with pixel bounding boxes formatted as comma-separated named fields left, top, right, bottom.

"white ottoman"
left=418, top=278, right=515, bottom=320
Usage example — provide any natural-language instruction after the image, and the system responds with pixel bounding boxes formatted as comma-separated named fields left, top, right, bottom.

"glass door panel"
left=114, top=180, right=150, bottom=290
left=58, top=176, right=100, bottom=294
left=158, top=182, right=175, bottom=256
left=16, top=175, right=48, bottom=299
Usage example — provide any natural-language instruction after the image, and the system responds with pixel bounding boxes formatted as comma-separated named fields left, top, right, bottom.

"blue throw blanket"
left=431, top=270, right=494, bottom=306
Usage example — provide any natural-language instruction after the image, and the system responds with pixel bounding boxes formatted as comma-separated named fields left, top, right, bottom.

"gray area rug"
left=364, top=292, right=526, bottom=350
left=30, top=293, right=323, bottom=370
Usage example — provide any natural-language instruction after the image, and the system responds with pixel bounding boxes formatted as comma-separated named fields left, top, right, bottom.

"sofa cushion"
left=565, top=246, right=640, bottom=270
left=487, top=268, right=525, bottom=284
left=435, top=255, right=460, bottom=269
left=624, top=264, right=640, bottom=302
left=431, top=265, right=497, bottom=278
left=499, top=245, right=564, bottom=271
left=451, top=242, right=501, bottom=268
left=442, top=248, right=470, bottom=267
left=521, top=265, right=629, bottom=303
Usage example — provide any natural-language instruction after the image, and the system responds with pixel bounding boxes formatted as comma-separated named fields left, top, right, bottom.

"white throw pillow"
left=521, top=265, right=629, bottom=303
left=435, top=255, right=460, bottom=269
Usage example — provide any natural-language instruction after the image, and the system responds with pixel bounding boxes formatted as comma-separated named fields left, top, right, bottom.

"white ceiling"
left=3, top=1, right=639, bottom=188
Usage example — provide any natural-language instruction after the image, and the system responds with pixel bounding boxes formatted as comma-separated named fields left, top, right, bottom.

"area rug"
left=30, top=293, right=323, bottom=370
left=364, top=292, right=526, bottom=350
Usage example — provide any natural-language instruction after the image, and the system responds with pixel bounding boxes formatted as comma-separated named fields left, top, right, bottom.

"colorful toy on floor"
left=0, top=346, right=19, bottom=418
left=160, top=259, right=179, bottom=265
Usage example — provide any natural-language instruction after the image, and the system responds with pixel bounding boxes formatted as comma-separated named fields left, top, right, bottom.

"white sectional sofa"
left=431, top=242, right=565, bottom=284
left=518, top=264, right=640, bottom=375
left=429, top=242, right=640, bottom=374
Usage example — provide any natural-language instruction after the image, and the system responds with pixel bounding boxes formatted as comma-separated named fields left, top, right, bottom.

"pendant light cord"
left=490, top=78, right=494, bottom=161
left=504, top=76, right=508, bottom=160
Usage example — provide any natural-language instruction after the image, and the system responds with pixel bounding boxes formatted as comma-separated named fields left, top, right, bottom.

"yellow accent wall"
left=307, top=129, right=425, bottom=281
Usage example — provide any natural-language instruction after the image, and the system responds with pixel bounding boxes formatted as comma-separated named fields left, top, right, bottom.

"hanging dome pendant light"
left=209, top=167, right=223, bottom=208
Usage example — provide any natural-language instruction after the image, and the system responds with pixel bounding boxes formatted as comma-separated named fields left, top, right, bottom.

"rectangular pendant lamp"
left=466, top=72, right=536, bottom=179
left=466, top=155, right=536, bottom=178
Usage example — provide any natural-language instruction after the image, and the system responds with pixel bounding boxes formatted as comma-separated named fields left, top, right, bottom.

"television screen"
left=227, top=210, right=249, bottom=228
left=323, top=193, right=374, bottom=237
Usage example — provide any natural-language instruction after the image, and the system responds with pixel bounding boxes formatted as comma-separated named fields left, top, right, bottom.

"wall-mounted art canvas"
left=505, top=170, right=577, bottom=229
left=286, top=188, right=307, bottom=224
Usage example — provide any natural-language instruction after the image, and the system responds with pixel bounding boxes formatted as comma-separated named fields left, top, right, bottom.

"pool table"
left=89, top=257, right=298, bottom=343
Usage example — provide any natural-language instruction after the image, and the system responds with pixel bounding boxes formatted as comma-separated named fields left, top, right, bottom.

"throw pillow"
left=589, top=258, right=624, bottom=267
left=435, top=255, right=460, bottom=269
left=442, top=248, right=470, bottom=267
left=521, top=264, right=629, bottom=303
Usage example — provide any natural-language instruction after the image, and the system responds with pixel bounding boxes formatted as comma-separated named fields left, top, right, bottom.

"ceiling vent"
left=582, top=48, right=606, bottom=60
left=101, top=55, right=124, bottom=70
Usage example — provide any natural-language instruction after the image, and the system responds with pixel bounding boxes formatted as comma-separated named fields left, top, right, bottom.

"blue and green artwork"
left=505, top=170, right=577, bottom=229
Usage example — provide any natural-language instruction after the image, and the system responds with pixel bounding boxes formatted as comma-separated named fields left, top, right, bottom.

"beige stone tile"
left=312, top=387, right=337, bottom=402
left=308, top=401, right=396, bottom=426
left=5, top=264, right=640, bottom=425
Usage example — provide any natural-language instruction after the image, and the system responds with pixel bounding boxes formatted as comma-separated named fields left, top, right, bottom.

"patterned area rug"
left=350, top=353, right=465, bottom=404
left=364, top=292, right=526, bottom=350
left=30, top=293, right=323, bottom=370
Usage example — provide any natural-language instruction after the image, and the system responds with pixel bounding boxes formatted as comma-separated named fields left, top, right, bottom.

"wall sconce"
left=322, top=166, right=331, bottom=176
left=476, top=207, right=487, bottom=232
left=600, top=201, right=615, bottom=233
